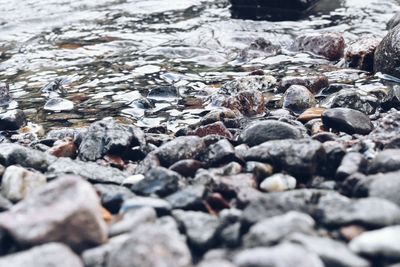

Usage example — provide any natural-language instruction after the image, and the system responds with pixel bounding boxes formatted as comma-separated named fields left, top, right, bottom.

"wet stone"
left=381, top=85, right=400, bottom=110
left=281, top=85, right=316, bottom=114
left=0, top=243, right=83, bottom=267
left=292, top=32, right=345, bottom=61
left=243, top=211, right=315, bottom=247
left=219, top=75, right=276, bottom=95
left=44, top=98, right=74, bottom=111
left=147, top=85, right=179, bottom=100
left=277, top=75, right=329, bottom=94
left=130, top=166, right=181, bottom=197
left=259, top=173, right=297, bottom=192
left=0, top=109, right=26, bottom=131
left=235, top=243, right=324, bottom=267
left=0, top=176, right=107, bottom=252
left=375, top=25, right=400, bottom=77
left=220, top=90, right=265, bottom=116
left=321, top=108, right=373, bottom=135
left=78, top=118, right=145, bottom=161
left=196, top=139, right=236, bottom=167
left=1, top=165, right=47, bottom=202
left=192, top=121, right=233, bottom=139
left=345, top=37, right=381, bottom=72
left=239, top=120, right=303, bottom=147
left=172, top=209, right=220, bottom=251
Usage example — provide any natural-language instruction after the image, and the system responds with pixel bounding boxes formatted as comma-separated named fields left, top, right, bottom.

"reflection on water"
left=0, top=0, right=399, bottom=131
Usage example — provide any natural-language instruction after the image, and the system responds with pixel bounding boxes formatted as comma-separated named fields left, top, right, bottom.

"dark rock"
left=0, top=109, right=26, bottom=131
left=219, top=75, right=276, bottom=95
left=345, top=37, right=381, bottom=72
left=287, top=233, right=370, bottom=267
left=196, top=139, right=236, bottom=167
left=0, top=243, right=83, bottom=267
left=192, top=121, right=233, bottom=139
left=173, top=210, right=220, bottom=250
left=94, top=184, right=135, bottom=214
left=374, top=25, right=400, bottom=78
left=166, top=185, right=206, bottom=210
left=134, top=152, right=160, bottom=174
left=292, top=32, right=345, bottom=61
left=0, top=176, right=107, bottom=252
left=130, top=166, right=181, bottom=197
left=322, top=108, right=373, bottom=135
left=336, top=152, right=367, bottom=180
left=243, top=211, right=315, bottom=247
left=278, top=75, right=329, bottom=94
left=106, top=224, right=192, bottom=267
left=0, top=143, right=56, bottom=172
left=381, top=85, right=400, bottom=110
left=322, top=89, right=379, bottom=115
left=239, top=120, right=302, bottom=147
left=47, top=157, right=127, bottom=184
left=244, top=139, right=325, bottom=178
left=170, top=159, right=202, bottom=177
left=78, top=118, right=145, bottom=161
left=281, top=85, right=316, bottom=114
left=120, top=196, right=171, bottom=215
left=350, top=226, right=400, bottom=260
left=234, top=243, right=324, bottom=267
left=368, top=111, right=400, bottom=146
left=388, top=12, right=400, bottom=30
left=321, top=141, right=346, bottom=176
left=154, top=136, right=205, bottom=167
left=368, top=149, right=400, bottom=174
left=218, top=209, right=242, bottom=247
left=147, top=85, right=178, bottom=100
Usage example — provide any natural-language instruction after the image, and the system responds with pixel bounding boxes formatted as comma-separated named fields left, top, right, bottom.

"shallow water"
left=0, top=0, right=398, bottom=131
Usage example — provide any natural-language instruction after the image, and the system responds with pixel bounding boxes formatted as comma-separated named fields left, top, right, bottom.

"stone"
left=192, top=121, right=233, bottom=139
left=245, top=161, right=274, bottom=181
left=48, top=138, right=77, bottom=158
left=322, top=108, right=373, bottom=135
left=154, top=136, right=205, bottom=167
left=219, top=90, right=265, bottom=116
left=349, top=226, right=400, bottom=260
left=292, top=32, right=345, bottom=61
left=106, top=224, right=192, bottom=267
left=368, top=149, right=400, bottom=174
left=388, top=12, right=400, bottom=29
left=1, top=165, right=47, bottom=202
left=44, top=98, right=74, bottom=111
left=345, top=37, right=381, bottom=72
left=336, top=152, right=367, bottom=180
left=244, top=139, right=325, bottom=178
left=243, top=211, right=315, bottom=247
left=130, top=166, right=181, bottom=197
left=196, top=139, right=236, bottom=167
left=78, top=118, right=145, bottom=161
left=219, top=75, right=276, bottom=95
left=166, top=185, right=206, bottom=210
left=0, top=143, right=56, bottom=172
left=108, top=207, right=157, bottom=237
left=381, top=85, right=400, bottom=110
left=282, top=85, right=316, bottom=114
left=234, top=243, right=324, bottom=267
left=94, top=184, right=135, bottom=214
left=359, top=171, right=400, bottom=206
left=374, top=25, right=400, bottom=78
left=239, top=120, right=302, bottom=147
left=0, top=109, right=26, bottom=130
left=172, top=210, right=220, bottom=250
left=298, top=107, right=326, bottom=122
left=120, top=196, right=172, bottom=215
left=0, top=176, right=107, bottom=252
left=47, top=157, right=127, bottom=184
left=147, top=85, right=178, bottom=100
left=287, top=233, right=370, bottom=267
left=277, top=75, right=329, bottom=94
left=368, top=111, right=400, bottom=146
left=197, top=259, right=237, bottom=267
left=46, top=127, right=86, bottom=145
left=0, top=243, right=83, bottom=267
left=169, top=159, right=202, bottom=177
left=259, top=173, right=297, bottom=192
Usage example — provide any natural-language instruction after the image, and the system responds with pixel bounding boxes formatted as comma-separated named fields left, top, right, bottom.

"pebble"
left=345, top=37, right=381, bottom=72
left=374, top=25, right=400, bottom=77
left=282, top=85, right=316, bottom=114
left=368, top=149, right=400, bottom=174
left=0, top=109, right=26, bottom=131
left=298, top=107, right=326, bottom=122
left=278, top=75, right=329, bottom=94
left=322, top=107, right=373, bottom=135
left=192, top=121, right=233, bottom=139
left=259, top=173, right=297, bottom=192
left=44, top=98, right=74, bottom=111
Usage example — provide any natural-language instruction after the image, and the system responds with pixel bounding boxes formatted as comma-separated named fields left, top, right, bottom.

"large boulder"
left=374, top=25, right=400, bottom=77
left=0, top=176, right=107, bottom=252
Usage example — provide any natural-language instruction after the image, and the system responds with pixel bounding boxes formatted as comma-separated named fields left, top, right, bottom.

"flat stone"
left=235, top=243, right=324, bottom=267
left=1, top=165, right=47, bottom=202
left=0, top=243, right=83, bottom=267
left=0, top=176, right=107, bottom=252
left=349, top=226, right=400, bottom=260
left=44, top=98, right=74, bottom=111
left=239, top=120, right=303, bottom=147
left=322, top=108, right=373, bottom=135
left=243, top=211, right=315, bottom=247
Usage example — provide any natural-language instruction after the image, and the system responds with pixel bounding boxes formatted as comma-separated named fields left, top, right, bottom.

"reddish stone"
left=48, top=139, right=77, bottom=158
left=193, top=121, right=233, bottom=139
left=104, top=155, right=125, bottom=169
left=345, top=37, right=381, bottom=72
left=222, top=90, right=265, bottom=116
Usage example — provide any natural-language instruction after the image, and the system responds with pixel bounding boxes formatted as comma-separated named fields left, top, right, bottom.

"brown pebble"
left=48, top=139, right=77, bottom=158
left=298, top=107, right=326, bottom=122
